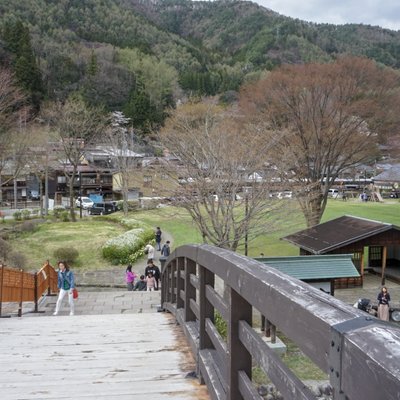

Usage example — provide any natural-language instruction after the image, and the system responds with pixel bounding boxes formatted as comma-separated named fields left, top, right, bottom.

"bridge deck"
left=0, top=311, right=209, bottom=399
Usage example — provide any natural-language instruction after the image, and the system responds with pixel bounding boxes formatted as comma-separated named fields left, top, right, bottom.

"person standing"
left=377, top=286, right=391, bottom=321
left=155, top=227, right=162, bottom=251
left=125, top=264, right=136, bottom=291
left=145, top=272, right=156, bottom=291
left=145, top=259, right=160, bottom=290
left=144, top=243, right=155, bottom=261
left=53, top=261, right=75, bottom=316
left=161, top=240, right=171, bottom=257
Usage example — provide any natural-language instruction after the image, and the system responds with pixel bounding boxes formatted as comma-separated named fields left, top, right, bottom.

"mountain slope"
left=1, top=0, right=400, bottom=131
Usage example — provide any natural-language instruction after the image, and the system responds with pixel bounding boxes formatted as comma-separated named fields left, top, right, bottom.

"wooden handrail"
left=0, top=261, right=58, bottom=317
left=161, top=244, right=400, bottom=400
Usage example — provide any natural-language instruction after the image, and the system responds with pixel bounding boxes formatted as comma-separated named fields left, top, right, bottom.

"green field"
left=4, top=198, right=399, bottom=271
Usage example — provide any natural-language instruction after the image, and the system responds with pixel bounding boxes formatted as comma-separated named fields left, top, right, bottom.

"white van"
left=328, top=189, right=339, bottom=198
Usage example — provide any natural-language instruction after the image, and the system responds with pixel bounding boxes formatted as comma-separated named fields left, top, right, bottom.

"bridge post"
left=34, top=272, right=39, bottom=313
left=184, top=258, right=196, bottom=322
left=171, top=259, right=177, bottom=304
left=228, top=287, right=252, bottom=400
left=199, top=265, right=214, bottom=349
left=159, top=256, right=167, bottom=306
left=199, top=265, right=214, bottom=384
left=176, top=257, right=184, bottom=309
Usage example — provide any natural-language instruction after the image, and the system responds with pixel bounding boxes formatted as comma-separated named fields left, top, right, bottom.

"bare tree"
left=102, top=111, right=144, bottom=215
left=160, top=100, right=285, bottom=252
left=42, top=97, right=107, bottom=221
left=241, top=56, right=400, bottom=227
left=0, top=67, right=29, bottom=204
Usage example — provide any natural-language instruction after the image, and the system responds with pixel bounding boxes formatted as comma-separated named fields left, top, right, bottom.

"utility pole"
left=79, top=170, right=82, bottom=219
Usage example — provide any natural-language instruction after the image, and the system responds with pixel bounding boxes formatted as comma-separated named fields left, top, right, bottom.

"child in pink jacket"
left=145, top=272, right=156, bottom=291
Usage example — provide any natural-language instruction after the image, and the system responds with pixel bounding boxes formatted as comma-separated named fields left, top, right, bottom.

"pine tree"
left=2, top=21, right=43, bottom=110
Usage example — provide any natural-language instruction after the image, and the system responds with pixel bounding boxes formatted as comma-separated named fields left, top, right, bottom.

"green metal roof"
left=254, top=254, right=360, bottom=281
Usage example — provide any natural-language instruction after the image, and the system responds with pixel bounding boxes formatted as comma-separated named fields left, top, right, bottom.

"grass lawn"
left=10, top=218, right=126, bottom=271
left=4, top=197, right=399, bottom=271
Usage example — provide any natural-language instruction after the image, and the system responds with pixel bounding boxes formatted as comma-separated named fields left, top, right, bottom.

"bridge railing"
left=0, top=261, right=58, bottom=317
left=161, top=244, right=400, bottom=400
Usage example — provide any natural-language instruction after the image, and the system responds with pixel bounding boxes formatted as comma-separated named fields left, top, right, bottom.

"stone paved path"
left=75, top=231, right=173, bottom=288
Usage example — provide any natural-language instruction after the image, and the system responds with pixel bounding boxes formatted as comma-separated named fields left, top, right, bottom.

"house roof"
left=255, top=254, right=359, bottom=280
left=282, top=215, right=399, bottom=254
left=373, top=165, right=400, bottom=182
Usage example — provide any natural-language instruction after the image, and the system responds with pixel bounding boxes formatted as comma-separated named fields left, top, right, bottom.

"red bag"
left=72, top=288, right=78, bottom=299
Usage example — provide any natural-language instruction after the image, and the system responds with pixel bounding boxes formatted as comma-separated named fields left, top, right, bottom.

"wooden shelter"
left=255, top=254, right=359, bottom=296
left=282, top=215, right=400, bottom=286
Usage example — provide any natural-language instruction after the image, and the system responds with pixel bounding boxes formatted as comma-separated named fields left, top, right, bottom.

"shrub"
left=102, top=228, right=154, bottom=264
left=127, top=200, right=140, bottom=211
left=0, top=238, right=11, bottom=261
left=60, top=211, right=69, bottom=222
left=13, top=211, right=22, bottom=221
left=21, top=221, right=36, bottom=232
left=214, top=311, right=227, bottom=340
left=7, top=251, right=27, bottom=269
left=53, top=206, right=65, bottom=219
left=53, top=247, right=79, bottom=264
left=31, top=209, right=39, bottom=217
left=21, top=209, right=31, bottom=220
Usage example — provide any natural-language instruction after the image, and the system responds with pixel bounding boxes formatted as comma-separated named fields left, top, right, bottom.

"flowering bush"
left=102, top=227, right=154, bottom=264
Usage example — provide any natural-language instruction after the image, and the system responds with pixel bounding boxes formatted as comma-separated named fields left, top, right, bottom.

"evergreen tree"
left=2, top=21, right=43, bottom=110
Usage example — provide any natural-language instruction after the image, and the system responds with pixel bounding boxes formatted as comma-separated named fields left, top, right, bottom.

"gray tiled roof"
left=374, top=165, right=400, bottom=182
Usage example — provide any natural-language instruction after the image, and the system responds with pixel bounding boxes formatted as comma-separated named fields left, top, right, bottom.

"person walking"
left=155, top=227, right=162, bottom=251
left=377, top=286, right=391, bottom=321
left=125, top=264, right=136, bottom=291
left=161, top=240, right=171, bottom=257
left=53, top=261, right=75, bottom=316
left=144, top=243, right=155, bottom=261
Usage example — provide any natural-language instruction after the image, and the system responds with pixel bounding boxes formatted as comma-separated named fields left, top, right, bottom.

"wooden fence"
left=161, top=244, right=400, bottom=400
left=0, top=261, right=58, bottom=317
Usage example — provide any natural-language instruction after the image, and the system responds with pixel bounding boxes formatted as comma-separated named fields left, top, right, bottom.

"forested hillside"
left=1, top=0, right=400, bottom=132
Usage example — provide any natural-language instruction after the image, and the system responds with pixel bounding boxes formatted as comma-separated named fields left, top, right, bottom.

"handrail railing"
left=0, top=261, right=58, bottom=317
left=161, top=244, right=400, bottom=400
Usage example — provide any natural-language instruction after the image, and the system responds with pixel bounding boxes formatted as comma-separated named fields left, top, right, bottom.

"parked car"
left=88, top=202, right=116, bottom=215
left=75, top=197, right=94, bottom=209
left=277, top=191, right=293, bottom=199
left=28, top=190, right=40, bottom=200
left=328, top=188, right=340, bottom=198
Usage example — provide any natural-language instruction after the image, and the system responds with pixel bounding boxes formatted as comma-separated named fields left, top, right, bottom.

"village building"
left=282, top=215, right=400, bottom=286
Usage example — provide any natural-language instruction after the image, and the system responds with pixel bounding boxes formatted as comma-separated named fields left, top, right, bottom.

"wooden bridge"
left=160, top=244, right=400, bottom=400
left=1, top=245, right=400, bottom=400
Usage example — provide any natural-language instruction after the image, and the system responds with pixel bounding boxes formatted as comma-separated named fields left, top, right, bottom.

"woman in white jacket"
left=144, top=243, right=155, bottom=261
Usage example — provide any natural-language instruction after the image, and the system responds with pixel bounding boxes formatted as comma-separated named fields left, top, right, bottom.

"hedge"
left=102, top=227, right=155, bottom=264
